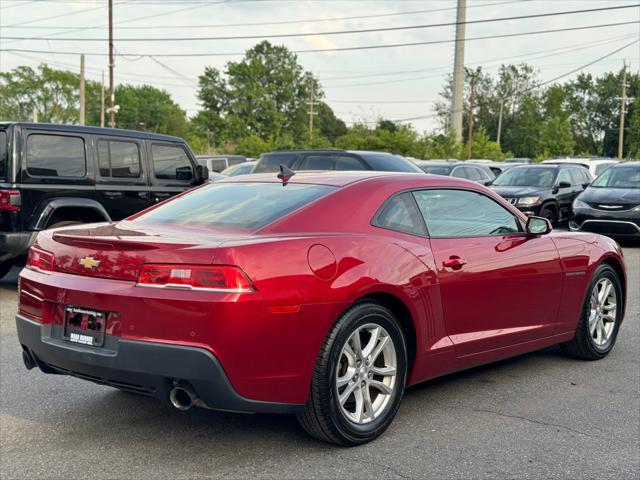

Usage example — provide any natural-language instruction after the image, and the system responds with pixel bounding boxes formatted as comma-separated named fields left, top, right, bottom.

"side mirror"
left=557, top=181, right=572, bottom=189
left=196, top=164, right=209, bottom=183
left=582, top=182, right=591, bottom=189
left=526, top=216, right=552, bottom=235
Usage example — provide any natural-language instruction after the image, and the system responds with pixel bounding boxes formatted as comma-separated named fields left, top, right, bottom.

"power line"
left=4, top=4, right=638, bottom=41
left=324, top=34, right=639, bottom=88
left=0, top=0, right=525, bottom=29
left=2, top=20, right=637, bottom=57
left=392, top=37, right=640, bottom=123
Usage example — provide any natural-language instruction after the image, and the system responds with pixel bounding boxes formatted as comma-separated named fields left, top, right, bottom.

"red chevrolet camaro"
left=17, top=171, right=626, bottom=445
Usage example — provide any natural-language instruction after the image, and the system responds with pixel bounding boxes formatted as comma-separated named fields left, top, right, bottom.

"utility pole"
left=100, top=71, right=105, bottom=128
left=32, top=108, right=38, bottom=123
left=450, top=0, right=466, bottom=142
left=307, top=79, right=318, bottom=145
left=618, top=61, right=629, bottom=160
left=496, top=98, right=504, bottom=145
left=466, top=67, right=480, bottom=160
left=79, top=54, right=85, bottom=125
left=108, top=0, right=115, bottom=128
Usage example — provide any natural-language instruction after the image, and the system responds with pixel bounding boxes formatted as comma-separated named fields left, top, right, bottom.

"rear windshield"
left=0, top=130, right=7, bottom=180
left=358, top=153, right=422, bottom=173
left=253, top=152, right=298, bottom=173
left=135, top=182, right=336, bottom=230
left=419, top=165, right=453, bottom=175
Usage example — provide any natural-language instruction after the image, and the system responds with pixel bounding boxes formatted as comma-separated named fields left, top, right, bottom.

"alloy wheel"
left=335, top=323, right=397, bottom=424
left=588, top=278, right=617, bottom=347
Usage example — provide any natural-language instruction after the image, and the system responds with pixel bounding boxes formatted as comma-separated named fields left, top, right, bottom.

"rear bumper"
left=16, top=314, right=303, bottom=414
left=0, top=231, right=35, bottom=261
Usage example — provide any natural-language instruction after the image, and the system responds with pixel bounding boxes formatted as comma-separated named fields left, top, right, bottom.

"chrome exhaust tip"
left=22, top=349, right=36, bottom=370
left=169, top=384, right=196, bottom=411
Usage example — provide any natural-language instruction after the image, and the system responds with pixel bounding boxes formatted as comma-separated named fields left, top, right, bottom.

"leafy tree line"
left=1, top=41, right=638, bottom=160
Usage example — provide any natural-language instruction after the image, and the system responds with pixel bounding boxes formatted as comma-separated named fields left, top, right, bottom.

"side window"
left=373, top=192, right=426, bottom=236
left=568, top=168, right=587, bottom=186
left=299, top=155, right=335, bottom=170
left=557, top=169, right=572, bottom=186
left=151, top=144, right=193, bottom=181
left=413, top=189, right=521, bottom=237
left=467, top=167, right=484, bottom=182
left=26, top=134, right=86, bottom=177
left=97, top=139, right=141, bottom=178
left=334, top=155, right=367, bottom=171
left=253, top=153, right=297, bottom=173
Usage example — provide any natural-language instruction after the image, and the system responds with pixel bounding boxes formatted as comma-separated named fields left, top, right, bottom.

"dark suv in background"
left=253, top=149, right=423, bottom=173
left=490, top=164, right=592, bottom=225
left=0, top=122, right=206, bottom=278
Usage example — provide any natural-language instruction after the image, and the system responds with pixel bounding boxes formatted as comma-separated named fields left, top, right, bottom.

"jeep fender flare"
left=29, top=198, right=111, bottom=231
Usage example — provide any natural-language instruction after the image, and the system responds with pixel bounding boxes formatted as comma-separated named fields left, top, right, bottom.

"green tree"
left=235, top=134, right=272, bottom=157
left=0, top=65, right=79, bottom=123
left=467, top=126, right=505, bottom=160
left=538, top=116, right=575, bottom=157
left=196, top=41, right=330, bottom=147
left=88, top=84, right=188, bottom=137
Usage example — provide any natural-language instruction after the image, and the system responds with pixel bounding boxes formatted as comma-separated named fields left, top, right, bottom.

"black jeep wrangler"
left=0, top=122, right=207, bottom=279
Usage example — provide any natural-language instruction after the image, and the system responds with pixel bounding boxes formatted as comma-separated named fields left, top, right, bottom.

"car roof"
left=0, top=122, right=186, bottom=143
left=542, top=158, right=617, bottom=166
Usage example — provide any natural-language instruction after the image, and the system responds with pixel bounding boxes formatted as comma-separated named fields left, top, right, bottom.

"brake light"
left=137, top=264, right=255, bottom=292
left=0, top=190, right=20, bottom=212
left=26, top=247, right=55, bottom=273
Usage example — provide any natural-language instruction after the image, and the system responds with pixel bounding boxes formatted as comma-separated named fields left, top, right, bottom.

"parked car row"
left=2, top=121, right=636, bottom=283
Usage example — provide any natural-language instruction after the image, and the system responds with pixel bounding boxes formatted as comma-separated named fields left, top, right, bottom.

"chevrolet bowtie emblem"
left=79, top=257, right=100, bottom=269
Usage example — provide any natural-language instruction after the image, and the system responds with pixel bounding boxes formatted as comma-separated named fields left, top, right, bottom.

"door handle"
left=103, top=191, right=122, bottom=199
left=138, top=191, right=150, bottom=199
left=443, top=256, right=466, bottom=269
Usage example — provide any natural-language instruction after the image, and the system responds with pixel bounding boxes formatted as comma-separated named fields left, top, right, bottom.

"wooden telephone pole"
left=450, top=0, right=466, bottom=142
left=307, top=79, right=318, bottom=145
left=108, top=0, right=115, bottom=128
left=79, top=54, right=85, bottom=125
left=618, top=61, right=629, bottom=160
left=466, top=67, right=480, bottom=160
left=100, top=71, right=105, bottom=128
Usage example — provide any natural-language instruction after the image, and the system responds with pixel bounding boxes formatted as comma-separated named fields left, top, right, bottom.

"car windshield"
left=492, top=167, right=557, bottom=188
left=419, top=165, right=453, bottom=175
left=595, top=163, right=616, bottom=176
left=134, top=182, right=336, bottom=230
left=591, top=166, right=640, bottom=189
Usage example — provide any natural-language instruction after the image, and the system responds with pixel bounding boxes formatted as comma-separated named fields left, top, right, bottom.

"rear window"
left=420, top=165, right=453, bottom=175
left=253, top=152, right=298, bottom=173
left=26, top=134, right=86, bottom=177
left=0, top=130, right=6, bottom=180
left=358, top=153, right=422, bottom=173
left=135, top=182, right=336, bottom=230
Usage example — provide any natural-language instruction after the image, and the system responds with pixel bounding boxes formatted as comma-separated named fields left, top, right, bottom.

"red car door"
left=412, top=188, right=563, bottom=358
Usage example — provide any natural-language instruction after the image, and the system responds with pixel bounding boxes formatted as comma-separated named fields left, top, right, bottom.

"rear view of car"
left=571, top=161, right=640, bottom=239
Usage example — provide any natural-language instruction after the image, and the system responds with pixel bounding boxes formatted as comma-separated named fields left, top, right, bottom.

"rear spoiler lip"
left=51, top=233, right=162, bottom=251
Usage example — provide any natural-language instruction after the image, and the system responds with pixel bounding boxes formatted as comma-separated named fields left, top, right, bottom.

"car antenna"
left=277, top=164, right=296, bottom=186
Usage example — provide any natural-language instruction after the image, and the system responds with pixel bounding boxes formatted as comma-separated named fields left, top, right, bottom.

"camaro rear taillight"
left=137, top=264, right=255, bottom=292
left=26, top=247, right=55, bottom=273
left=0, top=190, right=21, bottom=212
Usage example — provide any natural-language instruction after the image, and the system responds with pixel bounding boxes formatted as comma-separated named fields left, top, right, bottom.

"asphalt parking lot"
left=1, top=246, right=638, bottom=480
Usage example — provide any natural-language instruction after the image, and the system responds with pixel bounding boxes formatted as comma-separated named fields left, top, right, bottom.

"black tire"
left=560, top=264, right=623, bottom=360
left=297, top=302, right=407, bottom=446
left=539, top=205, right=557, bottom=226
left=0, top=260, right=14, bottom=280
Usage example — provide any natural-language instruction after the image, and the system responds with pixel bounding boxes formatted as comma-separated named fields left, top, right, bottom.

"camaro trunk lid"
left=36, top=221, right=248, bottom=281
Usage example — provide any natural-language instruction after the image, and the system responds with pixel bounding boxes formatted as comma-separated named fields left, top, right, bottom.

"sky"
left=1, top=0, right=639, bottom=133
